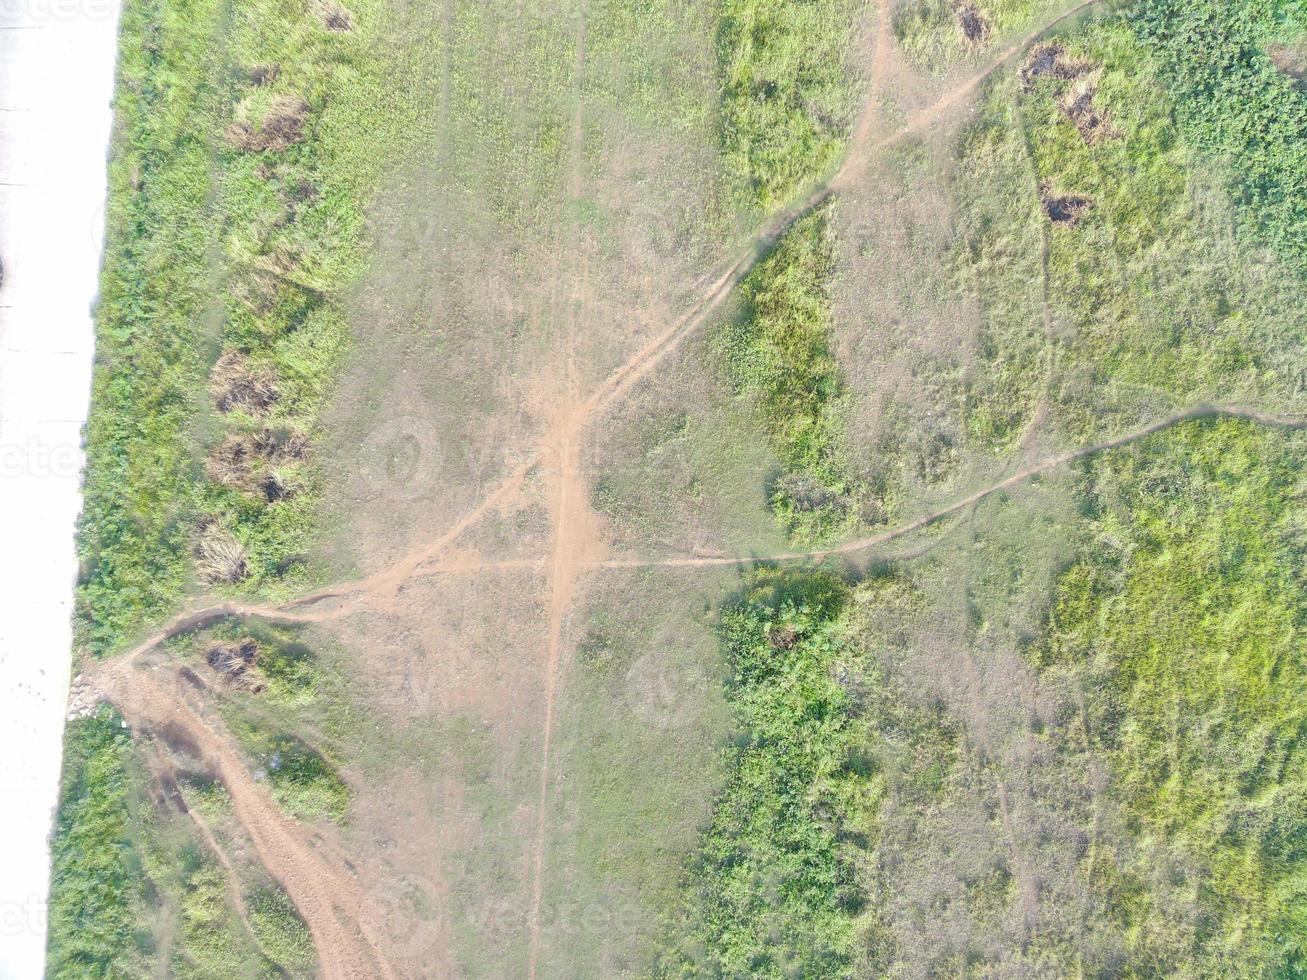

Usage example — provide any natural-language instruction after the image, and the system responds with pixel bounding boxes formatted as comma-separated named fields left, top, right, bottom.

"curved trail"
left=92, top=662, right=395, bottom=980
left=85, top=2, right=1197, bottom=972
left=595, top=406, right=1307, bottom=570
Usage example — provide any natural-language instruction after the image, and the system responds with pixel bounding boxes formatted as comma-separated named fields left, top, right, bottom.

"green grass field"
left=47, top=0, right=1307, bottom=975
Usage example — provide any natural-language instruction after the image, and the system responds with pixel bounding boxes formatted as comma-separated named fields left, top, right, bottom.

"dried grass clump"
left=1021, top=44, right=1091, bottom=89
left=206, top=428, right=308, bottom=501
left=225, top=94, right=311, bottom=153
left=195, top=523, right=249, bottom=585
left=1059, top=77, right=1119, bottom=144
left=310, top=0, right=353, bottom=32
left=249, top=63, right=280, bottom=86
left=205, top=638, right=263, bottom=691
left=1039, top=181, right=1094, bottom=227
left=210, top=350, right=279, bottom=415
left=206, top=433, right=258, bottom=488
left=953, top=1, right=990, bottom=44
left=769, top=625, right=799, bottom=650
left=254, top=427, right=310, bottom=463
left=1020, top=45, right=1119, bottom=144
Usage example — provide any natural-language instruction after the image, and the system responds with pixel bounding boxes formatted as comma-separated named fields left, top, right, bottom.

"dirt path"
left=80, top=4, right=1250, bottom=973
left=91, top=660, right=396, bottom=980
left=595, top=405, right=1307, bottom=570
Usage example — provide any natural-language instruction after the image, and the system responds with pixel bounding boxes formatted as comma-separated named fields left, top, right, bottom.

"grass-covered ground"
left=1037, top=420, right=1307, bottom=975
left=48, top=0, right=1307, bottom=975
left=77, top=0, right=401, bottom=658
left=46, top=708, right=315, bottom=978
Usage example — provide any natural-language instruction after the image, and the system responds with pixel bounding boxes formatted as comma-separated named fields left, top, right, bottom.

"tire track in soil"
left=91, top=661, right=396, bottom=980
left=525, top=9, right=600, bottom=977
left=82, top=4, right=1169, bottom=970
left=594, top=405, right=1307, bottom=570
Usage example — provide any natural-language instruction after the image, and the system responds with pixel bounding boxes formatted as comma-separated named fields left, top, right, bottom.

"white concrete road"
left=0, top=2, right=122, bottom=977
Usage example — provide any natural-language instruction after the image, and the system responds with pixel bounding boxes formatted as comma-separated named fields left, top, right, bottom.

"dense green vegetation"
left=717, top=0, right=863, bottom=214
left=718, top=209, right=868, bottom=543
left=1038, top=420, right=1307, bottom=974
left=46, top=712, right=145, bottom=978
left=47, top=711, right=316, bottom=976
left=77, top=0, right=391, bottom=657
left=1128, top=0, right=1307, bottom=271
left=655, top=568, right=871, bottom=977
left=247, top=886, right=316, bottom=976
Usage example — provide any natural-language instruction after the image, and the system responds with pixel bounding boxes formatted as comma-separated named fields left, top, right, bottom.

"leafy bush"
left=1128, top=0, right=1307, bottom=273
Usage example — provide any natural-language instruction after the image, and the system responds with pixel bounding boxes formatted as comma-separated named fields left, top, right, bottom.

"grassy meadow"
left=46, top=0, right=1307, bottom=975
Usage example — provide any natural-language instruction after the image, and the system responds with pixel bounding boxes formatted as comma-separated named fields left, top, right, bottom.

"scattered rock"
left=66, top=673, right=105, bottom=721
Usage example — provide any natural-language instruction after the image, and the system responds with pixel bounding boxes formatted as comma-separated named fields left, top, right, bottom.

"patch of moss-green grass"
left=46, top=711, right=150, bottom=979
left=1037, top=419, right=1307, bottom=974
left=717, top=208, right=872, bottom=543
left=247, top=885, right=316, bottom=977
left=717, top=0, right=865, bottom=216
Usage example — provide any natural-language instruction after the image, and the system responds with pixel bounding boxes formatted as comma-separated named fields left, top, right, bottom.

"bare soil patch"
left=1268, top=40, right=1307, bottom=88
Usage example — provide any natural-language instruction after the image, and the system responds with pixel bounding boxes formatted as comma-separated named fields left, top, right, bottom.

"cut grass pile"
left=1037, top=419, right=1307, bottom=974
